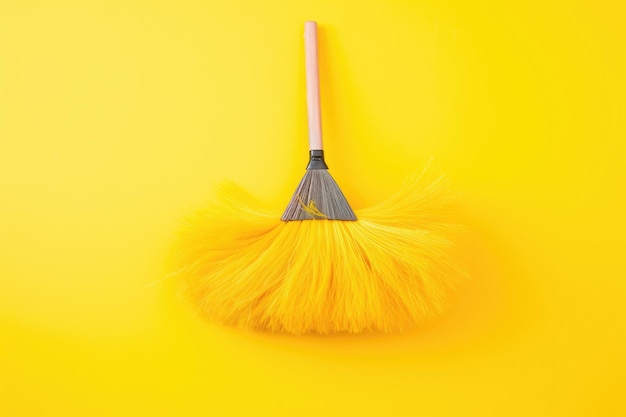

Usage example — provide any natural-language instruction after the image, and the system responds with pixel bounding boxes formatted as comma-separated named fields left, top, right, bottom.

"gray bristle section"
left=281, top=170, right=357, bottom=221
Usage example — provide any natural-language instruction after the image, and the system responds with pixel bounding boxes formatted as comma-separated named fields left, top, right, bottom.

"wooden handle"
left=305, top=21, right=323, bottom=150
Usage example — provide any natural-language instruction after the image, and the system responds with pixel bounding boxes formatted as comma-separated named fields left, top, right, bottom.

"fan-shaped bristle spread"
left=281, top=169, right=357, bottom=221
left=173, top=170, right=463, bottom=334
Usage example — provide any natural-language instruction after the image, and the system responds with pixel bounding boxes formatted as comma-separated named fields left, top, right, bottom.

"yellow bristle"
left=172, top=170, right=464, bottom=334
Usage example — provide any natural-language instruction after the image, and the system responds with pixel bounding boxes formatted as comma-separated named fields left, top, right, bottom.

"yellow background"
left=1, top=1, right=624, bottom=416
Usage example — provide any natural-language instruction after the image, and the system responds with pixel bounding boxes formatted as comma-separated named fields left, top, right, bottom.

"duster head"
left=172, top=169, right=463, bottom=334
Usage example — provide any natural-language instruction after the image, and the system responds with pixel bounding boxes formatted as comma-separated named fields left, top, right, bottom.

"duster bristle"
left=173, top=169, right=463, bottom=334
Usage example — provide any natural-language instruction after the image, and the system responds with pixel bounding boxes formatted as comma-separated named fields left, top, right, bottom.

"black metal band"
left=306, top=150, right=329, bottom=170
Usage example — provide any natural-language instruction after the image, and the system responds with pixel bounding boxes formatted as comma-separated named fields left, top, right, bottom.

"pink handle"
left=304, top=21, right=323, bottom=150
